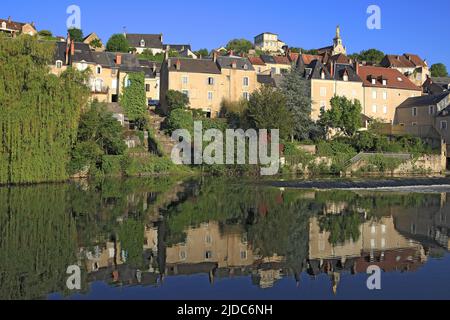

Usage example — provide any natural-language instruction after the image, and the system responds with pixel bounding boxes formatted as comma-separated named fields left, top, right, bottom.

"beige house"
left=259, top=55, right=292, bottom=75
left=358, top=65, right=423, bottom=122
left=160, top=52, right=257, bottom=117
left=381, top=54, right=430, bottom=86
left=0, top=17, right=37, bottom=36
left=83, top=32, right=105, bottom=51
left=254, top=32, right=285, bottom=53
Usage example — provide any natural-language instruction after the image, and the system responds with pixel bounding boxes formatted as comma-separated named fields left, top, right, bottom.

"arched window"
left=96, top=65, right=102, bottom=74
left=140, top=39, right=145, bottom=47
left=1, top=22, right=6, bottom=29
left=95, top=79, right=103, bottom=92
left=56, top=60, right=63, bottom=69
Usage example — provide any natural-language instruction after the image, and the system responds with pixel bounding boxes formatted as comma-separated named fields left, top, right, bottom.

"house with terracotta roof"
left=0, top=16, right=37, bottom=37
left=358, top=65, right=422, bottom=122
left=83, top=32, right=104, bottom=52
left=160, top=52, right=257, bottom=117
left=380, top=53, right=430, bottom=86
left=248, top=56, right=270, bottom=75
left=260, top=55, right=292, bottom=75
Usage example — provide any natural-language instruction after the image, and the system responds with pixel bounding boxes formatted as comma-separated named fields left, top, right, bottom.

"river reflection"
left=0, top=178, right=449, bottom=300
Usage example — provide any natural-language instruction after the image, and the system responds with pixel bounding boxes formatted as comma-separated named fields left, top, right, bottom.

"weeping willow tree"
left=0, top=35, right=90, bottom=185
left=0, top=185, right=79, bottom=300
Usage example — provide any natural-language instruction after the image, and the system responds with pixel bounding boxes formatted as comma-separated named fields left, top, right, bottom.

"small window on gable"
left=371, top=78, right=376, bottom=85
left=343, top=74, right=349, bottom=81
left=441, top=121, right=448, bottom=130
left=397, top=77, right=403, bottom=82
left=207, top=77, right=214, bottom=85
left=140, top=39, right=145, bottom=47
left=96, top=66, right=102, bottom=74
left=382, top=79, right=387, bottom=86
left=429, top=105, right=435, bottom=115
left=243, top=64, right=248, bottom=70
left=56, top=60, right=63, bottom=69
left=1, top=22, right=6, bottom=29
left=321, top=71, right=325, bottom=79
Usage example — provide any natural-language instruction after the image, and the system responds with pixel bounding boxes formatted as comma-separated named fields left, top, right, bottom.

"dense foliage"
left=319, top=96, right=362, bottom=136
left=106, top=34, right=130, bottom=53
left=0, top=36, right=90, bottom=184
left=226, top=39, right=253, bottom=54
left=430, top=63, right=448, bottom=77
left=120, top=72, right=147, bottom=121
left=349, top=49, right=385, bottom=65
left=166, top=89, right=190, bottom=111
left=68, top=28, right=84, bottom=42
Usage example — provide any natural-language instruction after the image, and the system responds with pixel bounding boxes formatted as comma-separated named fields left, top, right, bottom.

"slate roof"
left=53, top=41, right=96, bottom=64
left=167, top=58, right=221, bottom=74
left=216, top=56, right=254, bottom=71
left=126, top=34, right=163, bottom=49
left=358, top=65, right=422, bottom=91
left=333, top=63, right=361, bottom=82
left=397, top=92, right=450, bottom=109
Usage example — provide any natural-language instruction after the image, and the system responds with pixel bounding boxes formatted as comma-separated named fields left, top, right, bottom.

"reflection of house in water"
left=394, top=193, right=450, bottom=251
left=165, top=221, right=285, bottom=289
left=308, top=214, right=427, bottom=293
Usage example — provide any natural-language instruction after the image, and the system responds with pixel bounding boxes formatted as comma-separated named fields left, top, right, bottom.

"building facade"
left=254, top=32, right=286, bottom=53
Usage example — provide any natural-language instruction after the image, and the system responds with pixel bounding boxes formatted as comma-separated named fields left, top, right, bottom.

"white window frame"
left=56, top=60, right=63, bottom=69
left=182, top=76, right=189, bottom=85
left=383, top=91, right=387, bottom=100
left=243, top=92, right=250, bottom=101
left=372, top=105, right=377, bottom=113
left=207, top=77, right=215, bottom=85
left=243, top=77, right=249, bottom=87
left=412, top=107, right=417, bottom=117
left=207, top=91, right=213, bottom=101
left=372, top=90, right=377, bottom=100
left=320, top=87, right=327, bottom=97
left=140, top=39, right=145, bottom=47
left=383, top=106, right=388, bottom=114
left=441, top=121, right=448, bottom=130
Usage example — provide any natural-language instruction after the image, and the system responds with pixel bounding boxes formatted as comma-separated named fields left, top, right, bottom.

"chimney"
left=212, top=51, right=218, bottom=63
left=167, top=58, right=171, bottom=69
left=330, top=61, right=334, bottom=78
left=354, top=60, right=359, bottom=75
left=152, top=62, right=156, bottom=73
left=70, top=41, right=75, bottom=56
left=231, top=60, right=237, bottom=69
left=165, top=45, right=170, bottom=61
left=65, top=42, right=70, bottom=65
left=8, top=16, right=11, bottom=23
left=175, top=59, right=181, bottom=71
left=159, top=33, right=163, bottom=42
left=115, top=54, right=122, bottom=65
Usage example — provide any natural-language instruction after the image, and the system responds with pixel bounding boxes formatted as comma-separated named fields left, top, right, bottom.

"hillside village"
left=2, top=16, right=450, bottom=178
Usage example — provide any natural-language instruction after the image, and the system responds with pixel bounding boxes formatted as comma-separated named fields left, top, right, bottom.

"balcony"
left=91, top=86, right=109, bottom=94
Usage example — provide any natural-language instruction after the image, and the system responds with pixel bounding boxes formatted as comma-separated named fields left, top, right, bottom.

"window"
left=95, top=79, right=103, bottom=92
left=1, top=22, right=6, bottom=29
left=56, top=60, right=63, bottom=69
left=205, top=251, right=213, bottom=260
left=343, top=74, right=349, bottom=82
left=383, top=106, right=388, bottom=114
left=371, top=78, right=376, bottom=85
left=412, top=122, right=418, bottom=126
left=429, top=105, right=435, bottom=115
left=243, top=92, right=250, bottom=101
left=412, top=107, right=417, bottom=117
left=207, top=91, right=213, bottom=101
left=205, top=235, right=212, bottom=244
left=441, top=121, right=448, bottom=130
left=96, top=66, right=102, bottom=74
left=146, top=84, right=150, bottom=92
left=383, top=91, right=387, bottom=100
left=320, top=87, right=327, bottom=97
left=372, top=105, right=377, bottom=113
left=381, top=225, right=387, bottom=234
left=182, top=76, right=188, bottom=85
left=140, top=39, right=145, bottom=47
left=240, top=251, right=248, bottom=260
left=381, top=238, right=386, bottom=248
left=179, top=251, right=187, bottom=261
left=207, top=77, right=215, bottom=85
left=243, top=77, right=249, bottom=87
left=371, top=239, right=376, bottom=249
left=372, top=90, right=377, bottom=99
left=321, top=71, right=325, bottom=79
left=382, top=79, right=387, bottom=86
left=371, top=226, right=376, bottom=234
left=182, top=90, right=189, bottom=98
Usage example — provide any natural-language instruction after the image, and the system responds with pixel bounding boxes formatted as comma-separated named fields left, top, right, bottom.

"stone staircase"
left=148, top=111, right=177, bottom=157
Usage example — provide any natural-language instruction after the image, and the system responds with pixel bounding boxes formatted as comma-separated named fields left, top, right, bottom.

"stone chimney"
left=70, top=41, right=75, bottom=56
left=354, top=60, right=359, bottom=75
left=160, top=33, right=163, bottom=42
left=212, top=51, right=218, bottom=63
left=329, top=61, right=334, bottom=78
left=65, top=42, right=70, bottom=65
left=175, top=59, right=181, bottom=71
left=115, top=54, right=122, bottom=65
left=165, top=45, right=170, bottom=61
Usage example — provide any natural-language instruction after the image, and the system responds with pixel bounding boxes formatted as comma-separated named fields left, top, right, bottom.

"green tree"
left=194, top=48, right=209, bottom=57
left=0, top=36, right=89, bottom=184
left=245, top=86, right=293, bottom=139
left=164, top=109, right=194, bottom=135
left=89, top=38, right=102, bottom=48
left=226, top=38, right=253, bottom=55
left=120, top=72, right=147, bottom=121
left=319, top=96, right=362, bottom=136
left=106, top=33, right=130, bottom=52
left=166, top=90, right=190, bottom=111
left=351, top=49, right=385, bottom=65
left=430, top=63, right=448, bottom=77
left=68, top=28, right=83, bottom=42
left=301, top=48, right=319, bottom=55
left=38, top=30, right=53, bottom=37
left=281, top=67, right=319, bottom=140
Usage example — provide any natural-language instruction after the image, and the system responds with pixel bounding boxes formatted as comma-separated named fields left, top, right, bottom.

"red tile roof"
left=288, top=52, right=299, bottom=63
left=0, top=18, right=27, bottom=31
left=358, top=65, right=422, bottom=91
left=273, top=56, right=291, bottom=65
left=384, top=54, right=427, bottom=69
left=301, top=54, right=323, bottom=65
left=248, top=56, right=265, bottom=66
left=329, top=53, right=350, bottom=64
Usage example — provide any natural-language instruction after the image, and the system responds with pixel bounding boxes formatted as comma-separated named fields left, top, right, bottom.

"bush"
left=164, top=109, right=194, bottom=135
left=102, top=155, right=125, bottom=176
left=68, top=141, right=104, bottom=175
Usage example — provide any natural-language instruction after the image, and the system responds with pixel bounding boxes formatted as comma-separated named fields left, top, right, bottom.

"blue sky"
left=3, top=0, right=450, bottom=67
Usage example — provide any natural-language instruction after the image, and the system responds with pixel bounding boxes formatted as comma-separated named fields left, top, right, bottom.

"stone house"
left=380, top=53, right=430, bottom=86
left=0, top=16, right=37, bottom=36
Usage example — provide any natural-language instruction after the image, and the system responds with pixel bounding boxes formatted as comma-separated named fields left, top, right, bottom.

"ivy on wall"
left=0, top=35, right=90, bottom=185
left=120, top=72, right=147, bottom=121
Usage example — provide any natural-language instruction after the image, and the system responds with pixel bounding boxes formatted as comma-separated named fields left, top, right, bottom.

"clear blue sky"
left=3, top=0, right=450, bottom=68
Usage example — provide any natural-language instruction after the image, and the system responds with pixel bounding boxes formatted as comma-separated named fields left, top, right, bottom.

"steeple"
left=332, top=25, right=346, bottom=55
left=336, top=25, right=341, bottom=39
